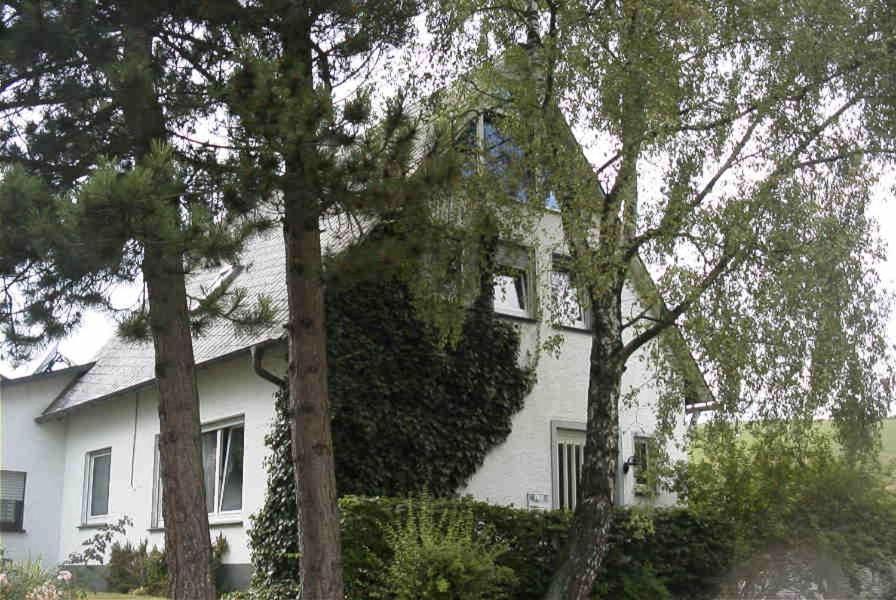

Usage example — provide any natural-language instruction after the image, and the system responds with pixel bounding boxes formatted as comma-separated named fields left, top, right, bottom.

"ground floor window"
left=83, top=449, right=111, bottom=523
left=0, top=470, right=26, bottom=531
left=633, top=435, right=656, bottom=496
left=153, top=416, right=244, bottom=527
left=552, top=426, right=586, bottom=511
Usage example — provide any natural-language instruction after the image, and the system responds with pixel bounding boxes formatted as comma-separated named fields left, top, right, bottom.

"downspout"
left=251, top=344, right=286, bottom=387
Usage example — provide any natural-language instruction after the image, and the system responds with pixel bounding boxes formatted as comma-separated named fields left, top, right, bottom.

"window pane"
left=483, top=118, right=528, bottom=202
left=0, top=471, right=25, bottom=529
left=202, top=431, right=218, bottom=513
left=219, top=426, right=244, bottom=512
left=551, top=271, right=584, bottom=326
left=494, top=272, right=527, bottom=312
left=90, top=454, right=110, bottom=516
left=634, top=439, right=650, bottom=486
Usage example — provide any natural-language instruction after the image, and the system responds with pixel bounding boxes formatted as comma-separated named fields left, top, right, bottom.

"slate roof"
left=39, top=218, right=361, bottom=420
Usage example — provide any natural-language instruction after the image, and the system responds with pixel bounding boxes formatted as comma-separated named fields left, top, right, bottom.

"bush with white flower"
left=0, top=554, right=83, bottom=600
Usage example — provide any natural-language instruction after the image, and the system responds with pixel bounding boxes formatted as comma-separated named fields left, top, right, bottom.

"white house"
left=0, top=200, right=710, bottom=589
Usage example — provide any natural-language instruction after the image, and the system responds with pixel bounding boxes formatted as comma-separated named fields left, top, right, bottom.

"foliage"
left=248, top=271, right=532, bottom=595
left=66, top=519, right=227, bottom=597
left=383, top=495, right=516, bottom=600
left=340, top=496, right=733, bottom=600
left=680, top=424, right=896, bottom=598
left=248, top=491, right=732, bottom=599
left=425, top=1, right=896, bottom=593
left=66, top=518, right=133, bottom=567
left=327, top=269, right=534, bottom=497
left=0, top=551, right=84, bottom=600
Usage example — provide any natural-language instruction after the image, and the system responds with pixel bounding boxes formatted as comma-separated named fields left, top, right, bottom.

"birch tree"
left=428, top=1, right=896, bottom=597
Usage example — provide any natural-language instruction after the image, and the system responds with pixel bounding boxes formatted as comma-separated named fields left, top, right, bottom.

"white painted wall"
left=0, top=370, right=78, bottom=563
left=34, top=210, right=693, bottom=568
left=462, top=210, right=690, bottom=509
left=57, top=350, right=285, bottom=566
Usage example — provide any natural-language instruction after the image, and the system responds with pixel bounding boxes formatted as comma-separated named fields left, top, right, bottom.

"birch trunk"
left=544, top=286, right=625, bottom=600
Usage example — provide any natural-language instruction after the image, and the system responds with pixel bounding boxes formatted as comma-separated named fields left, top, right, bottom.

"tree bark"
left=145, top=248, right=216, bottom=600
left=283, top=187, right=345, bottom=600
left=544, top=286, right=625, bottom=600
left=122, top=3, right=215, bottom=597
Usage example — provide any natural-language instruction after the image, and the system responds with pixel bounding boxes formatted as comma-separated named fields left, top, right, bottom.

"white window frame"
left=551, top=421, right=586, bottom=511
left=0, top=470, right=27, bottom=532
left=550, top=258, right=590, bottom=330
left=82, top=448, right=111, bottom=524
left=493, top=244, right=534, bottom=319
left=632, top=434, right=655, bottom=497
left=152, top=415, right=245, bottom=528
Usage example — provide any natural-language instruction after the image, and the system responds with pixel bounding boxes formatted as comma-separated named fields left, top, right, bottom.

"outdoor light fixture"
left=622, top=455, right=640, bottom=474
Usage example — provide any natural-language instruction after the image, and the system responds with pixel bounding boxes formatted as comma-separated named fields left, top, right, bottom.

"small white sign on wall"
left=526, top=492, right=551, bottom=511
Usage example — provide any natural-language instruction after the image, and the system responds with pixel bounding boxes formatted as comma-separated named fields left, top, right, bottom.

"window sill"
left=210, top=518, right=243, bottom=528
left=0, top=527, right=25, bottom=534
left=77, top=522, right=109, bottom=530
left=148, top=517, right=243, bottom=533
left=495, top=312, right=538, bottom=325
left=554, top=323, right=592, bottom=334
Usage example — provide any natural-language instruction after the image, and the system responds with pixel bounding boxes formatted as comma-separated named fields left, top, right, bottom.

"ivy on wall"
left=248, top=270, right=534, bottom=595
left=327, top=274, right=534, bottom=497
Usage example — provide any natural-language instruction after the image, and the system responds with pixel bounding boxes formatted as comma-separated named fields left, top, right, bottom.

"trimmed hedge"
left=339, top=496, right=736, bottom=600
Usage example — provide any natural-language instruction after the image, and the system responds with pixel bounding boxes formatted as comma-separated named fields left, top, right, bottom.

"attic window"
left=466, top=114, right=556, bottom=210
left=203, top=265, right=242, bottom=295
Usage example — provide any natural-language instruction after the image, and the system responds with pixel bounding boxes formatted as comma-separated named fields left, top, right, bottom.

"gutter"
left=251, top=343, right=286, bottom=387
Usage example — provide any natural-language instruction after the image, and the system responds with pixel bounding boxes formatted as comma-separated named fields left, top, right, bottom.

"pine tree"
left=223, top=3, right=429, bottom=597
left=0, top=3, right=270, bottom=597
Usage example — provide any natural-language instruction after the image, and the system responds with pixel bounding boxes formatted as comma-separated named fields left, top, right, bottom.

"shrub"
left=106, top=533, right=228, bottom=597
left=338, top=496, right=734, bottom=600
left=384, top=496, right=515, bottom=600
left=66, top=518, right=228, bottom=598
left=0, top=552, right=84, bottom=600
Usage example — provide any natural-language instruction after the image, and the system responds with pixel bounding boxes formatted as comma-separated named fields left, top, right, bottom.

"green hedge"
left=339, top=496, right=735, bottom=600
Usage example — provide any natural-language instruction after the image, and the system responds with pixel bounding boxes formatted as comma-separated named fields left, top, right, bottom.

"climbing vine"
left=248, top=268, right=534, bottom=595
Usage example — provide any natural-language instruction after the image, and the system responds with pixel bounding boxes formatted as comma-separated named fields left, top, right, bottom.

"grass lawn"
left=86, top=594, right=166, bottom=600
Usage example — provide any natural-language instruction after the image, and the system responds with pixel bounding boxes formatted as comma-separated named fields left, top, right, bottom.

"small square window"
left=493, top=268, right=529, bottom=315
left=492, top=245, right=532, bottom=318
left=0, top=470, right=26, bottom=532
left=83, top=449, right=111, bottom=523
left=550, top=268, right=588, bottom=329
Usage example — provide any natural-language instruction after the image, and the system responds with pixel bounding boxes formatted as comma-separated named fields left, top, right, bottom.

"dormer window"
left=465, top=113, right=556, bottom=209
left=492, top=245, right=532, bottom=319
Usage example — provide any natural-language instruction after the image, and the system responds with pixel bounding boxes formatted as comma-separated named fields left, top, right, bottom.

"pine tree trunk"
left=121, top=4, right=215, bottom=597
left=544, top=289, right=624, bottom=600
left=144, top=248, right=216, bottom=600
left=283, top=189, right=345, bottom=600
